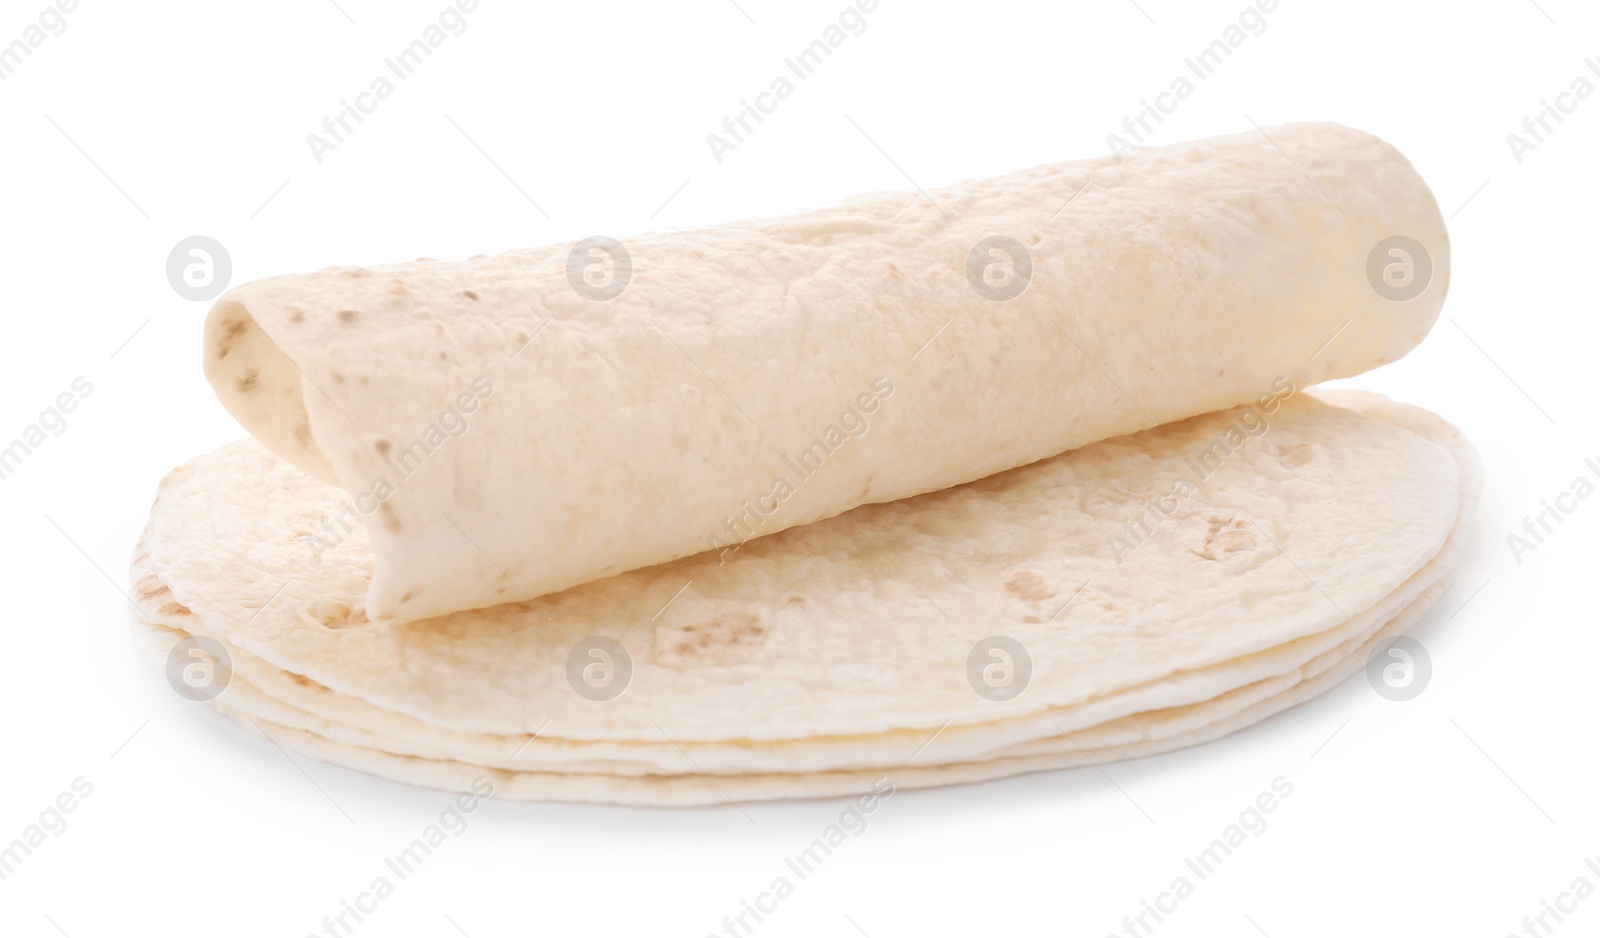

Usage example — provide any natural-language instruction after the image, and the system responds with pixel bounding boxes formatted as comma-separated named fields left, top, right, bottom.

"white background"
left=1, top=0, right=1596, bottom=935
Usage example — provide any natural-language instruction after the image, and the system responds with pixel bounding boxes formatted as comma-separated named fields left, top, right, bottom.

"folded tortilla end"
left=203, top=298, right=338, bottom=485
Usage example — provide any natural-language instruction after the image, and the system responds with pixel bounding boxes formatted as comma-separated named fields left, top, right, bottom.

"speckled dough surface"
left=134, top=579, right=1445, bottom=805
left=132, top=392, right=1477, bottom=787
left=136, top=574, right=1446, bottom=784
left=203, top=122, right=1450, bottom=624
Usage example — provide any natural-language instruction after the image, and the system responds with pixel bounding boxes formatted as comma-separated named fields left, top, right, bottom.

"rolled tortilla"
left=204, top=122, right=1448, bottom=624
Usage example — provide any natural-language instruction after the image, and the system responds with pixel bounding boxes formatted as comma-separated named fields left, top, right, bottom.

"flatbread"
left=130, top=391, right=1479, bottom=802
left=137, top=579, right=1447, bottom=805
left=202, top=123, right=1450, bottom=623
left=140, top=575, right=1443, bottom=777
left=136, top=392, right=1460, bottom=738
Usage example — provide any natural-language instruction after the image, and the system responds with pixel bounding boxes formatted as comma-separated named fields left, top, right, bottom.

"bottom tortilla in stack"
left=129, top=390, right=1478, bottom=806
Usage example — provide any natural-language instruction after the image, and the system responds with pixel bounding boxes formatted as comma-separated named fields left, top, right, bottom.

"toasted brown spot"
left=135, top=575, right=168, bottom=601
left=289, top=310, right=306, bottom=323
left=463, top=290, right=480, bottom=301
left=1005, top=570, right=1057, bottom=603
left=328, top=611, right=368, bottom=629
left=331, top=371, right=344, bottom=384
left=400, top=588, right=421, bottom=603
left=379, top=503, right=401, bottom=533
left=288, top=673, right=330, bottom=692
left=1021, top=614, right=1043, bottom=624
left=656, top=612, right=769, bottom=667
left=338, top=309, right=360, bottom=323
left=1193, top=514, right=1255, bottom=561
left=294, top=423, right=313, bottom=447
left=374, top=439, right=391, bottom=455
left=306, top=597, right=369, bottom=630
left=215, top=318, right=251, bottom=359
left=159, top=601, right=190, bottom=617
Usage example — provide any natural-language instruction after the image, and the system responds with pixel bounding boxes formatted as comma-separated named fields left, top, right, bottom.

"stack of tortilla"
left=130, top=122, right=1476, bottom=806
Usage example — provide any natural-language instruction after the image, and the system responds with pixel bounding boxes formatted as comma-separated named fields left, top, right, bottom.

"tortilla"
left=202, top=122, right=1450, bottom=624
left=141, top=584, right=1442, bottom=806
left=130, top=391, right=1478, bottom=802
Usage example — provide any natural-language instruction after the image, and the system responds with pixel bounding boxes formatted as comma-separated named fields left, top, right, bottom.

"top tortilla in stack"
left=132, top=122, right=1472, bottom=805
left=202, top=122, right=1447, bottom=625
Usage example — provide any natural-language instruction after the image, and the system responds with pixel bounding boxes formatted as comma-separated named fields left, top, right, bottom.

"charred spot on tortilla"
left=304, top=597, right=369, bottom=630
left=135, top=574, right=167, bottom=601
left=1005, top=570, right=1058, bottom=603
left=1193, top=514, right=1256, bottom=561
left=214, top=315, right=251, bottom=359
left=657, top=612, right=770, bottom=666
